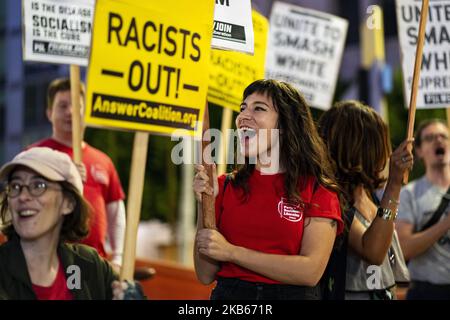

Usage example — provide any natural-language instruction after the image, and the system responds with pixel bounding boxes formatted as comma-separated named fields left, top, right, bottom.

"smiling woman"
left=193, top=79, right=344, bottom=300
left=0, top=147, right=130, bottom=300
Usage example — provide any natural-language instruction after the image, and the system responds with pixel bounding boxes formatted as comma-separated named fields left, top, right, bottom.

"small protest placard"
left=22, top=0, right=94, bottom=66
left=265, top=2, right=348, bottom=110
left=85, top=0, right=214, bottom=137
left=208, top=10, right=268, bottom=111
left=396, top=0, right=450, bottom=109
left=212, top=0, right=254, bottom=54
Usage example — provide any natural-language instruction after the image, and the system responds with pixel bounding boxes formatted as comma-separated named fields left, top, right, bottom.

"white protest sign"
left=396, top=0, right=450, bottom=109
left=265, top=2, right=348, bottom=110
left=212, top=0, right=254, bottom=54
left=22, top=0, right=94, bottom=66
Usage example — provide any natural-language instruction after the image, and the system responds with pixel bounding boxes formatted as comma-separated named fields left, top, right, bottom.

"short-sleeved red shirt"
left=28, top=139, right=125, bottom=257
left=214, top=170, right=343, bottom=284
left=32, top=261, right=73, bottom=300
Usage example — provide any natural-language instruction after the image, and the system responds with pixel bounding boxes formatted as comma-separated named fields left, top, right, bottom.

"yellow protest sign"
left=85, top=0, right=214, bottom=136
left=208, top=10, right=268, bottom=112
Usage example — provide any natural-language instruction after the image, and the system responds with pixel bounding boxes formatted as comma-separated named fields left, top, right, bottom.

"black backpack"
left=320, top=206, right=355, bottom=300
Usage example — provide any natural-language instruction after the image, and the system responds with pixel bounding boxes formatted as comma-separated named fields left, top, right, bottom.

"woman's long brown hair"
left=232, top=79, right=340, bottom=203
left=318, top=100, right=391, bottom=206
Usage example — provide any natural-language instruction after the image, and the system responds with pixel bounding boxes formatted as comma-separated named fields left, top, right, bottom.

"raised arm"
left=349, top=139, right=414, bottom=265
left=106, top=200, right=126, bottom=269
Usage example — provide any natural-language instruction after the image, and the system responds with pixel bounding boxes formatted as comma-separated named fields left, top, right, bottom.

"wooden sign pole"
left=70, top=65, right=83, bottom=164
left=201, top=103, right=216, bottom=229
left=120, top=132, right=149, bottom=281
left=218, top=108, right=233, bottom=176
left=446, top=109, right=450, bottom=130
left=403, top=0, right=429, bottom=184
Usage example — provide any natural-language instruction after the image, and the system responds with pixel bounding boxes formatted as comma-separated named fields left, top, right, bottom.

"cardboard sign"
left=265, top=2, right=348, bottom=110
left=212, top=0, right=254, bottom=54
left=85, top=0, right=214, bottom=137
left=208, top=10, right=268, bottom=111
left=396, top=0, right=450, bottom=109
left=22, top=0, right=94, bottom=66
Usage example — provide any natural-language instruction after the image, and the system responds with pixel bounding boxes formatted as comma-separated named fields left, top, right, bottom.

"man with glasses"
left=396, top=119, right=450, bottom=300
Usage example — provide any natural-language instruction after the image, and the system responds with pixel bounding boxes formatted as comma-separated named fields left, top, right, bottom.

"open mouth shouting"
left=238, top=127, right=257, bottom=141
left=435, top=146, right=446, bottom=157
left=237, top=126, right=258, bottom=155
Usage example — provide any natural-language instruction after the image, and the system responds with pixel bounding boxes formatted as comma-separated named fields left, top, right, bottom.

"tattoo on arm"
left=303, top=218, right=312, bottom=229
left=303, top=218, right=338, bottom=230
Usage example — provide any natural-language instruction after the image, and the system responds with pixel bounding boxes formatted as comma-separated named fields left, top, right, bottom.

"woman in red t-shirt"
left=193, top=79, right=343, bottom=300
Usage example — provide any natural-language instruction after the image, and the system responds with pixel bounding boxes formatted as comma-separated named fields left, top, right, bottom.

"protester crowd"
left=1, top=78, right=450, bottom=300
left=193, top=79, right=450, bottom=301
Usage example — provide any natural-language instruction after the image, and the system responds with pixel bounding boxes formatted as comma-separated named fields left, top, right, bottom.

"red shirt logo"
left=90, top=164, right=109, bottom=185
left=277, top=197, right=303, bottom=222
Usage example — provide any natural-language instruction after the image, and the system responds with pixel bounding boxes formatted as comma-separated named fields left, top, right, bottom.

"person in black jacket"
left=0, top=147, right=131, bottom=300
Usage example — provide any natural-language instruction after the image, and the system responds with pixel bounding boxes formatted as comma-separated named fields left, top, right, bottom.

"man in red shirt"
left=29, top=78, right=126, bottom=271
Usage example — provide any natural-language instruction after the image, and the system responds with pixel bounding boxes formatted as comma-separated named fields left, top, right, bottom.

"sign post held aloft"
left=446, top=109, right=450, bottom=130
left=70, top=65, right=83, bottom=164
left=201, top=103, right=216, bottom=229
left=217, top=108, right=234, bottom=176
left=403, top=0, right=430, bottom=183
left=86, top=0, right=215, bottom=280
left=120, top=132, right=149, bottom=281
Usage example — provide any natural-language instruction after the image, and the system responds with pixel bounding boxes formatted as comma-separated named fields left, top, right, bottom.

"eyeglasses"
left=422, top=133, right=449, bottom=143
left=6, top=180, right=61, bottom=198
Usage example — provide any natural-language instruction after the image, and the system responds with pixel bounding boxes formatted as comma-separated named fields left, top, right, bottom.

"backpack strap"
left=321, top=206, right=355, bottom=300
left=419, top=185, right=450, bottom=231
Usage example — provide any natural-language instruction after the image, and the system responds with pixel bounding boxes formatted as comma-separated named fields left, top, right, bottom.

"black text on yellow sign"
left=86, top=0, right=214, bottom=136
left=105, top=13, right=200, bottom=97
